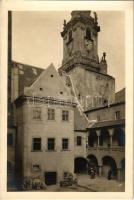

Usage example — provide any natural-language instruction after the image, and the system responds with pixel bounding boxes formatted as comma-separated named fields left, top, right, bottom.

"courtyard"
left=8, top=173, right=125, bottom=192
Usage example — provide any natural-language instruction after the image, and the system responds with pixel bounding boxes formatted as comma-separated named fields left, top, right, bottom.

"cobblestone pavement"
left=7, top=174, right=125, bottom=192
left=76, top=174, right=125, bottom=192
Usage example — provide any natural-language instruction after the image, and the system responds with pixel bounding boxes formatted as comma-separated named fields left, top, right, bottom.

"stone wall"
left=87, top=102, right=125, bottom=121
left=16, top=101, right=75, bottom=181
left=74, top=131, right=87, bottom=158
left=68, top=66, right=115, bottom=109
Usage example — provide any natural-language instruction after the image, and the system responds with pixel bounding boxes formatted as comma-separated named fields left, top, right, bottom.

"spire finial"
left=103, top=52, right=106, bottom=61
left=101, top=52, right=106, bottom=63
left=63, top=20, right=66, bottom=29
left=93, top=12, right=98, bottom=24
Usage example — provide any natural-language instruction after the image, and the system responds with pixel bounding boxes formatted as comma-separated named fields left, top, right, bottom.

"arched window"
left=86, top=28, right=92, bottom=40
left=68, top=30, right=72, bottom=41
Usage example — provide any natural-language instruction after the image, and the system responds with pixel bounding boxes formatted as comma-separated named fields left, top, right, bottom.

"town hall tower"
left=59, top=11, right=115, bottom=109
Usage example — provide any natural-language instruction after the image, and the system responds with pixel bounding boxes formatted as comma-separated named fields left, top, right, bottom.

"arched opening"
left=102, top=156, right=117, bottom=180
left=88, top=130, right=97, bottom=147
left=87, top=154, right=99, bottom=174
left=74, top=157, right=88, bottom=174
left=99, top=132, right=103, bottom=146
left=120, top=159, right=125, bottom=182
left=101, top=129, right=110, bottom=147
left=113, top=128, right=125, bottom=146
left=86, top=28, right=92, bottom=41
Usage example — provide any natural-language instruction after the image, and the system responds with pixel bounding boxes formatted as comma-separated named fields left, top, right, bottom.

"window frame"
left=32, top=164, right=41, bottom=172
left=32, top=107, right=42, bottom=120
left=62, top=110, right=69, bottom=122
left=47, top=138, right=55, bottom=151
left=32, top=137, right=42, bottom=151
left=115, top=111, right=121, bottom=120
left=85, top=27, right=93, bottom=41
left=77, top=136, right=82, bottom=146
left=47, top=108, right=55, bottom=120
left=62, top=138, right=69, bottom=151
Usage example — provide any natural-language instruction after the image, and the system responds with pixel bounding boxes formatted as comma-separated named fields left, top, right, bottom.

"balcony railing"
left=87, top=146, right=125, bottom=152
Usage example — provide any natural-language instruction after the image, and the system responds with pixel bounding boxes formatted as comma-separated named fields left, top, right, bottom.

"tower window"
left=115, top=111, right=121, bottom=120
left=68, top=30, right=72, bottom=42
left=86, top=28, right=92, bottom=41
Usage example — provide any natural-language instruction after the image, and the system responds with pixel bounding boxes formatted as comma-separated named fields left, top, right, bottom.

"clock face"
left=85, top=39, right=93, bottom=52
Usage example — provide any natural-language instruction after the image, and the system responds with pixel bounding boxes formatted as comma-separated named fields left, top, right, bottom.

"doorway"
left=74, top=157, right=88, bottom=173
left=45, top=172, right=57, bottom=185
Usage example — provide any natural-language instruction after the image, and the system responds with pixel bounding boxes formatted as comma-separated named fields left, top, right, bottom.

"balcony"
left=87, top=146, right=125, bottom=160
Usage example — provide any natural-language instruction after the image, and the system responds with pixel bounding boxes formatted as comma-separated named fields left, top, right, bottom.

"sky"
left=12, top=11, right=125, bottom=92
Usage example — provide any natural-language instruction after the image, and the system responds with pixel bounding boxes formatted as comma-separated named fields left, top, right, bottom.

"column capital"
left=96, top=129, right=101, bottom=136
left=108, top=128, right=114, bottom=136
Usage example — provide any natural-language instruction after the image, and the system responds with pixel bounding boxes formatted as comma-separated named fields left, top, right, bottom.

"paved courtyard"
left=76, top=174, right=125, bottom=192
left=8, top=174, right=125, bottom=192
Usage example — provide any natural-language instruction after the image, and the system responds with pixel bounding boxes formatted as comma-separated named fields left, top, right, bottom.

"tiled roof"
left=74, top=107, right=88, bottom=131
left=88, top=119, right=125, bottom=129
left=115, top=88, right=125, bottom=103
left=12, top=61, right=44, bottom=96
left=84, top=101, right=125, bottom=113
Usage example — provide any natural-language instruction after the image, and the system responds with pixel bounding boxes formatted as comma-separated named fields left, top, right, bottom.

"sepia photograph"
left=7, top=9, right=126, bottom=192
left=0, top=1, right=133, bottom=199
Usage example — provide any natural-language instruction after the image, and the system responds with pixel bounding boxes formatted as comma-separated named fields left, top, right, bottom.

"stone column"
left=98, top=165, right=102, bottom=176
left=96, top=129, right=101, bottom=147
left=108, top=128, right=114, bottom=147
left=86, top=131, right=89, bottom=148
left=117, top=168, right=122, bottom=182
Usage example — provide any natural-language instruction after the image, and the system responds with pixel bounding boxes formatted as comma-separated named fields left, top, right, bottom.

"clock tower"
left=59, top=11, right=102, bottom=73
left=59, top=11, right=115, bottom=109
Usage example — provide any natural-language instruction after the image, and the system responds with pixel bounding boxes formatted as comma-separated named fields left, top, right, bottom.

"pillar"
left=96, top=129, right=101, bottom=147
left=108, top=128, right=114, bottom=147
left=86, top=131, right=89, bottom=148
left=117, top=168, right=121, bottom=182
left=98, top=165, right=102, bottom=176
